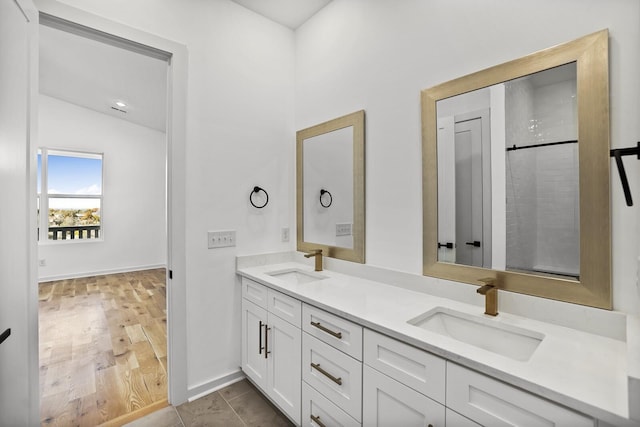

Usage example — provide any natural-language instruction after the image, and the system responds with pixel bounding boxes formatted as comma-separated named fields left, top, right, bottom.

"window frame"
left=38, top=148, right=104, bottom=243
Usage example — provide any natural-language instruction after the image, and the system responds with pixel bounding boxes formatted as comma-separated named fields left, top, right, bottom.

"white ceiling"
left=39, top=24, right=168, bottom=133
left=230, top=0, right=332, bottom=29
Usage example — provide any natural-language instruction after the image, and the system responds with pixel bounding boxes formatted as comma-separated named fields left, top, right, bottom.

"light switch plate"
left=208, top=230, right=236, bottom=248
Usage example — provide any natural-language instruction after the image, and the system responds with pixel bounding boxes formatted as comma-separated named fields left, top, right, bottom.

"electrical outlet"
left=281, top=227, right=290, bottom=242
left=39, top=259, right=46, bottom=267
left=207, top=230, right=236, bottom=248
left=336, top=223, right=352, bottom=236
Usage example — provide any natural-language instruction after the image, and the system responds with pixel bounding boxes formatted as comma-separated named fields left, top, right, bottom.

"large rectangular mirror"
left=297, top=110, right=365, bottom=263
left=422, top=30, right=611, bottom=308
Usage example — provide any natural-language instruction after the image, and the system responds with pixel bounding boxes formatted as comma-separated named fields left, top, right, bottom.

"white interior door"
left=0, top=0, right=39, bottom=424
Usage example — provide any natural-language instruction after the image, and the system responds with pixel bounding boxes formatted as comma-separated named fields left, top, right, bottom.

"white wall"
left=41, top=0, right=297, bottom=395
left=37, top=95, right=167, bottom=280
left=296, top=0, right=640, bottom=314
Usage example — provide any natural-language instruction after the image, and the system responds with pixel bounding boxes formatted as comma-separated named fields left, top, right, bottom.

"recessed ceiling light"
left=115, top=101, right=127, bottom=108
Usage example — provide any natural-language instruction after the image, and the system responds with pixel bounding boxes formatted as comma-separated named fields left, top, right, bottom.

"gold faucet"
left=304, top=249, right=323, bottom=271
left=476, top=278, right=498, bottom=316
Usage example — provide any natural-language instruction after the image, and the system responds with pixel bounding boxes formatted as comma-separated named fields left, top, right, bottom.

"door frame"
left=34, top=1, right=189, bottom=405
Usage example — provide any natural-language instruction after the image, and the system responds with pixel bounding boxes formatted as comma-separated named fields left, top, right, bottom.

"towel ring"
left=250, top=186, right=269, bottom=208
left=320, top=189, right=332, bottom=208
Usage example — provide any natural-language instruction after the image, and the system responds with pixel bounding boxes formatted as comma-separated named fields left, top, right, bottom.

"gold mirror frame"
left=422, top=30, right=611, bottom=309
left=297, top=110, right=365, bottom=263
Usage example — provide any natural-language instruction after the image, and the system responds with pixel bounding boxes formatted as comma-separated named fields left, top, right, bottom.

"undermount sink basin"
left=407, top=307, right=544, bottom=361
left=266, top=268, right=328, bottom=285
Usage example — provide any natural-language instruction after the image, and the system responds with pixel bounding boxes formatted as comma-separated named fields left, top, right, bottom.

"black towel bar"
left=610, top=142, right=640, bottom=206
left=0, top=328, right=10, bottom=345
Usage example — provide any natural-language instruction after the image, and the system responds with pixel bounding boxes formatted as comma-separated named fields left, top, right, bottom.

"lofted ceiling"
left=39, top=24, right=168, bottom=133
left=230, top=0, right=332, bottom=29
left=39, top=1, right=332, bottom=133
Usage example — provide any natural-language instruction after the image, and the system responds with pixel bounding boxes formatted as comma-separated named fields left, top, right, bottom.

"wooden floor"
left=39, top=269, right=168, bottom=426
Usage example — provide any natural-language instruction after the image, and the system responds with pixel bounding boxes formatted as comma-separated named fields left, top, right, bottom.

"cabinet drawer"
left=363, top=329, right=445, bottom=404
left=303, top=304, right=363, bottom=360
left=302, top=333, right=362, bottom=421
left=447, top=363, right=594, bottom=427
left=267, top=288, right=301, bottom=327
left=362, top=365, right=445, bottom=427
left=302, top=381, right=360, bottom=427
left=242, top=277, right=268, bottom=309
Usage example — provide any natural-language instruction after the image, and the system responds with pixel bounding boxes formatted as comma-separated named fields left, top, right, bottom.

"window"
left=37, top=149, right=103, bottom=241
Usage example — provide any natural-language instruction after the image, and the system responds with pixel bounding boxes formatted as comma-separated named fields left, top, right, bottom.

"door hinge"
left=169, top=270, right=173, bottom=279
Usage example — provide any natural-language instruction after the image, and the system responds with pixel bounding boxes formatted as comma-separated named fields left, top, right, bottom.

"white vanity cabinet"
left=238, top=272, right=613, bottom=427
left=241, top=278, right=301, bottom=425
left=301, top=303, right=363, bottom=426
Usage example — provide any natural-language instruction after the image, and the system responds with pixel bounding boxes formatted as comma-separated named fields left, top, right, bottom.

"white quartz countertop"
left=237, top=262, right=637, bottom=425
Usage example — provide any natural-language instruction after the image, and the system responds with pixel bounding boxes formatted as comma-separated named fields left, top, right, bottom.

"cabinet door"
left=267, top=313, right=301, bottom=425
left=363, top=365, right=445, bottom=427
left=447, top=363, right=594, bottom=427
left=242, top=299, right=268, bottom=390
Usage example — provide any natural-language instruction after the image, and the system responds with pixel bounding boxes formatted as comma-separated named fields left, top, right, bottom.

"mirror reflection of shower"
left=504, top=63, right=579, bottom=279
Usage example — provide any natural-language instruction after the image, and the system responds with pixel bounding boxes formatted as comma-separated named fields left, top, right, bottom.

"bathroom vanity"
left=237, top=257, right=639, bottom=427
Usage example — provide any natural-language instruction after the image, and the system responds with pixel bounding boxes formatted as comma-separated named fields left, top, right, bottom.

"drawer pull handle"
left=264, top=325, right=271, bottom=359
left=310, top=414, right=327, bottom=427
left=311, top=362, right=342, bottom=385
left=310, top=321, right=342, bottom=339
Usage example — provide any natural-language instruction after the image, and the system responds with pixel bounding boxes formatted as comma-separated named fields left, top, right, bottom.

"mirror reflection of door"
left=454, top=110, right=492, bottom=268
left=455, top=118, right=483, bottom=267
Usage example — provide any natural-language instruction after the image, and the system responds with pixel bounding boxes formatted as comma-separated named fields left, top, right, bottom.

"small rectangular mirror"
left=297, top=110, right=365, bottom=263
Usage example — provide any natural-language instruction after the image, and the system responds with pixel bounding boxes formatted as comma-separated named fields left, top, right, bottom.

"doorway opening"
left=37, top=14, right=170, bottom=425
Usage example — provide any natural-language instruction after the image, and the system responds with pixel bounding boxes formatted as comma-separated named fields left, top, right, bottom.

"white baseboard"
left=38, top=264, right=166, bottom=283
left=187, top=369, right=246, bottom=402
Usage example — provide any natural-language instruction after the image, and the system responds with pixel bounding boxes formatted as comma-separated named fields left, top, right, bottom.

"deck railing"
left=48, top=225, right=101, bottom=240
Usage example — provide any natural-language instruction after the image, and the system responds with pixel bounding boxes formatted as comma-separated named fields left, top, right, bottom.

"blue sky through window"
left=37, top=152, right=102, bottom=195
left=48, top=155, right=102, bottom=195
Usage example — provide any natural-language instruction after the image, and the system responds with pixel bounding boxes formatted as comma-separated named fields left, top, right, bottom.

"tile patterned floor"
left=125, top=379, right=294, bottom=427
